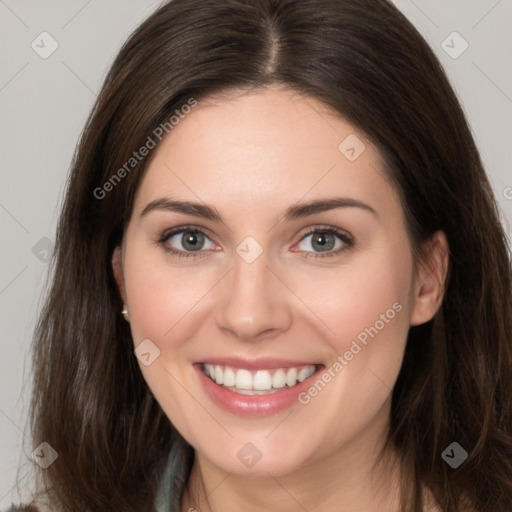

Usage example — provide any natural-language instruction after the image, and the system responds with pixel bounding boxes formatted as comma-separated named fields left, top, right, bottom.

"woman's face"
left=114, top=86, right=443, bottom=477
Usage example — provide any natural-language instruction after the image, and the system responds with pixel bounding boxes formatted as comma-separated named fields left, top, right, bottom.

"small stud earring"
left=122, top=306, right=128, bottom=316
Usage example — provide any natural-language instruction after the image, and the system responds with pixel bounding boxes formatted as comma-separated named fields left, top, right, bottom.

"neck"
left=181, top=401, right=405, bottom=512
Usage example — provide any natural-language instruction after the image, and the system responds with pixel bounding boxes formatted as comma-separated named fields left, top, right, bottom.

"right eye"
left=158, top=227, right=218, bottom=259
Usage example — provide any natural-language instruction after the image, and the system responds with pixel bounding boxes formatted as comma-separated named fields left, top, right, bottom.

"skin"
left=112, top=85, right=448, bottom=512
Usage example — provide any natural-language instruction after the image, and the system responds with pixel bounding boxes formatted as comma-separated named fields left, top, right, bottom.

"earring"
left=122, top=306, right=128, bottom=316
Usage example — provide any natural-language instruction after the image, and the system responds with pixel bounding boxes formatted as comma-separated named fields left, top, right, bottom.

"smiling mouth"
left=201, top=363, right=320, bottom=395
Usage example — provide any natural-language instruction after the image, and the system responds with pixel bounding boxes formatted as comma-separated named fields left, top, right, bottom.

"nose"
left=215, top=251, right=293, bottom=341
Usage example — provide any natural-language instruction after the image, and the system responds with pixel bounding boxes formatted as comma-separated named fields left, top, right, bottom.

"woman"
left=8, top=0, right=512, bottom=511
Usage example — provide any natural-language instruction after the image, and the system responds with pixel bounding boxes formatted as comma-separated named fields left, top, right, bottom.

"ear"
left=112, top=246, right=126, bottom=304
left=410, top=230, right=450, bottom=326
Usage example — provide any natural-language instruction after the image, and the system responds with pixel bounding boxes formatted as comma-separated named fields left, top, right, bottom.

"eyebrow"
left=140, top=197, right=378, bottom=222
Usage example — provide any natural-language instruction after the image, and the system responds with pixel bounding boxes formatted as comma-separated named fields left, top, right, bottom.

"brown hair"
left=20, top=0, right=512, bottom=510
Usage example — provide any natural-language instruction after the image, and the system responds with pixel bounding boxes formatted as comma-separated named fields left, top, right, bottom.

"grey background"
left=0, top=0, right=511, bottom=506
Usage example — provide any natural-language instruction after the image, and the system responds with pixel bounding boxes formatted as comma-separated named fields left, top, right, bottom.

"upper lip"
left=196, top=357, right=322, bottom=370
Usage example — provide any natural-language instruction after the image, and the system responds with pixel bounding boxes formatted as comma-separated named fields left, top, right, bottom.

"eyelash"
left=156, top=225, right=354, bottom=260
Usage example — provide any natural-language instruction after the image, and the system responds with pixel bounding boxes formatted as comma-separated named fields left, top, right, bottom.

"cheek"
left=288, top=247, right=413, bottom=355
left=289, top=245, right=413, bottom=413
left=123, top=249, right=217, bottom=346
left=284, top=250, right=412, bottom=452
left=122, top=248, right=217, bottom=447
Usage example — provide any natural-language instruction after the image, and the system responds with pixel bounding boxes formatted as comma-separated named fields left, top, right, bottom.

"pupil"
left=183, top=232, right=203, bottom=251
left=313, top=232, right=333, bottom=252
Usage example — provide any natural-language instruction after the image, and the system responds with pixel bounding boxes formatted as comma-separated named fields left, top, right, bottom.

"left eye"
left=296, top=229, right=348, bottom=254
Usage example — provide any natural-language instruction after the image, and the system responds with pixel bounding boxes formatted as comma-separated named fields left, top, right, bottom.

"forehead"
left=133, top=86, right=400, bottom=222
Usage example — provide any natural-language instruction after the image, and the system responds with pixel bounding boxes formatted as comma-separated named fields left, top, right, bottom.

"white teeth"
left=223, top=367, right=235, bottom=387
left=214, top=366, right=224, bottom=385
left=203, top=363, right=317, bottom=392
left=235, top=369, right=252, bottom=390
left=286, top=367, right=297, bottom=387
left=272, top=369, right=287, bottom=389
left=297, top=366, right=315, bottom=382
left=253, top=370, right=272, bottom=391
left=233, top=388, right=282, bottom=395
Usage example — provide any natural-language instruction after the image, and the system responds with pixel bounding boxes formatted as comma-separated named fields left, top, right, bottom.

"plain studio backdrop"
left=0, top=0, right=511, bottom=507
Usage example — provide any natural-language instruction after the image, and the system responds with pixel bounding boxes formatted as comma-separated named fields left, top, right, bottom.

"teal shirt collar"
left=153, top=436, right=194, bottom=512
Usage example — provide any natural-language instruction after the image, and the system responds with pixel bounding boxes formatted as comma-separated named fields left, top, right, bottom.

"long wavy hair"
left=17, top=0, right=512, bottom=510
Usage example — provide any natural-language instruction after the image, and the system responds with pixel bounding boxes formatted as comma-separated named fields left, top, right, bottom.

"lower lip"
left=194, top=364, right=324, bottom=417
